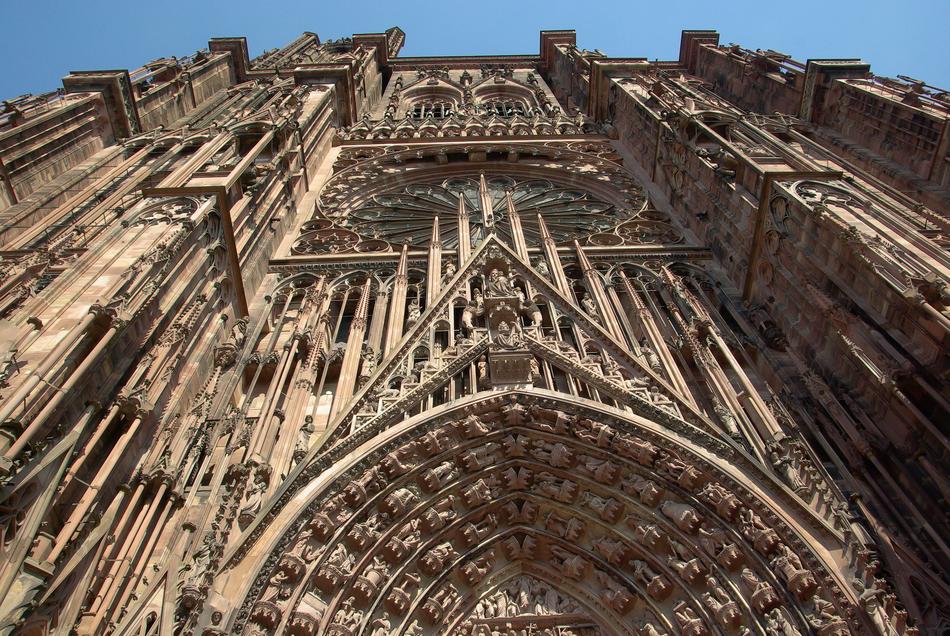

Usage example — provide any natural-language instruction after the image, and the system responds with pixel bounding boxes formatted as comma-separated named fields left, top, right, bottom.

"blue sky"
left=1, top=0, right=948, bottom=99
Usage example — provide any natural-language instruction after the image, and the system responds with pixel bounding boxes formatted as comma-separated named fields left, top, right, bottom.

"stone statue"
left=486, top=269, right=515, bottom=296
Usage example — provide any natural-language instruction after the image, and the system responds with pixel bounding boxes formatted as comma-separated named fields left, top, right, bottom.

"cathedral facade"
left=0, top=26, right=947, bottom=636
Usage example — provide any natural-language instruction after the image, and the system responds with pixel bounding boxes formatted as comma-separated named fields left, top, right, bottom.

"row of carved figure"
left=218, top=400, right=901, bottom=636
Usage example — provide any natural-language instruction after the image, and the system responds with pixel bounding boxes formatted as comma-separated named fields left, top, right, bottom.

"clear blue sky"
left=1, top=0, right=948, bottom=99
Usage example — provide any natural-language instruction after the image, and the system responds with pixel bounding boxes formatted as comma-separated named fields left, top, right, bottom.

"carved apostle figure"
left=487, top=269, right=515, bottom=296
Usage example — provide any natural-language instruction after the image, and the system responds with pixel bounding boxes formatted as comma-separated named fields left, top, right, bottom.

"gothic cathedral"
left=0, top=27, right=947, bottom=636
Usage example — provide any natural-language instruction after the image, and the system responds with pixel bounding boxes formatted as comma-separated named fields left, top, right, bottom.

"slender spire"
left=457, top=193, right=471, bottom=265
left=427, top=216, right=442, bottom=302
left=505, top=190, right=529, bottom=260
left=536, top=211, right=570, bottom=295
left=478, top=172, right=494, bottom=230
left=430, top=215, right=441, bottom=247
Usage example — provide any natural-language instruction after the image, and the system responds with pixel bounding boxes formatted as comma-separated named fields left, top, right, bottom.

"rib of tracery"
left=314, top=233, right=715, bottom=459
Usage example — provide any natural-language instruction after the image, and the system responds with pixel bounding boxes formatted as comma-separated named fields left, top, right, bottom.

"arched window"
left=410, top=100, right=454, bottom=120
left=479, top=99, right=528, bottom=118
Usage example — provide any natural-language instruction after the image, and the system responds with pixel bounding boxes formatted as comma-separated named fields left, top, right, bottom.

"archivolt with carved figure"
left=217, top=391, right=876, bottom=636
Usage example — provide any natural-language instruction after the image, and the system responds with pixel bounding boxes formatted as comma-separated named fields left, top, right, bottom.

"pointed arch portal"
left=220, top=389, right=860, bottom=636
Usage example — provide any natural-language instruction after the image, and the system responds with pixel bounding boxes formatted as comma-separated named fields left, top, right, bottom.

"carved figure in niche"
left=460, top=551, right=494, bottom=585
left=369, top=613, right=392, bottom=636
left=495, top=320, right=523, bottom=349
left=698, top=482, right=741, bottom=520
left=420, top=541, right=458, bottom=574
left=258, top=568, right=294, bottom=605
left=182, top=532, right=216, bottom=587
left=487, top=269, right=515, bottom=296
left=765, top=608, right=804, bottom=636
left=425, top=496, right=459, bottom=534
left=421, top=584, right=458, bottom=623
left=529, top=356, right=541, bottom=381
left=597, top=570, right=634, bottom=614
left=549, top=545, right=588, bottom=579
left=421, top=460, right=458, bottom=491
left=514, top=287, right=544, bottom=326
left=534, top=258, right=550, bottom=276
left=614, top=434, right=658, bottom=465
left=576, top=454, right=619, bottom=484
left=638, top=622, right=669, bottom=636
left=806, top=596, right=848, bottom=635
left=583, top=491, right=624, bottom=522
left=288, top=526, right=324, bottom=562
left=628, top=521, right=666, bottom=551
left=461, top=476, right=497, bottom=507
left=591, top=535, right=627, bottom=564
left=697, top=524, right=743, bottom=569
left=668, top=551, right=706, bottom=584
left=673, top=601, right=709, bottom=636
left=294, top=417, right=315, bottom=459
left=545, top=510, right=585, bottom=541
left=229, top=317, right=248, bottom=347
left=852, top=578, right=897, bottom=635
left=331, top=597, right=362, bottom=631
left=531, top=440, right=574, bottom=468
left=459, top=413, right=492, bottom=438
left=621, top=474, right=663, bottom=506
left=739, top=508, right=780, bottom=554
left=740, top=567, right=781, bottom=613
left=527, top=404, right=571, bottom=434
left=460, top=442, right=502, bottom=471
left=419, top=427, right=455, bottom=456
left=347, top=518, right=385, bottom=553
left=580, top=292, right=597, bottom=317
left=462, top=289, right=485, bottom=332
left=639, top=338, right=662, bottom=371
left=326, top=543, right=356, bottom=573
left=407, top=297, right=421, bottom=325
left=767, top=441, right=806, bottom=492
left=574, top=418, right=614, bottom=448
left=702, top=576, right=741, bottom=628
left=630, top=559, right=672, bottom=600
left=443, top=261, right=457, bottom=281
left=771, top=543, right=817, bottom=598
left=711, top=397, right=740, bottom=437
left=534, top=472, right=578, bottom=503
left=239, top=469, right=269, bottom=527
left=477, top=356, right=490, bottom=388
left=649, top=385, right=677, bottom=414
left=344, top=466, right=384, bottom=505
left=379, top=449, right=414, bottom=478
left=660, top=500, right=702, bottom=533
left=461, top=513, right=498, bottom=546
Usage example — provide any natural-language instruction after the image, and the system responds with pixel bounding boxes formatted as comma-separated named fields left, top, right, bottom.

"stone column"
left=426, top=216, right=442, bottom=304
left=46, top=412, right=146, bottom=564
left=618, top=271, right=693, bottom=401
left=331, top=279, right=371, bottom=419
left=383, top=245, right=409, bottom=357
left=536, top=213, right=571, bottom=296
left=574, top=241, right=626, bottom=343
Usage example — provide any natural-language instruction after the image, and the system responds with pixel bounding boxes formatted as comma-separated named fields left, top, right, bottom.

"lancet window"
left=410, top=99, right=454, bottom=120
left=479, top=99, right=529, bottom=118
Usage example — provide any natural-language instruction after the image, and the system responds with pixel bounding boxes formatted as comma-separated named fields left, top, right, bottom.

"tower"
left=0, top=25, right=947, bottom=636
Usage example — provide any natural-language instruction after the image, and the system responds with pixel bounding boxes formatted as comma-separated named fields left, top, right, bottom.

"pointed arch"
left=215, top=388, right=870, bottom=636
